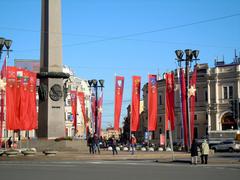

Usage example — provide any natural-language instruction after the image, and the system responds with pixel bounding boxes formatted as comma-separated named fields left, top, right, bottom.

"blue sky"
left=1, top=0, right=240, bottom=128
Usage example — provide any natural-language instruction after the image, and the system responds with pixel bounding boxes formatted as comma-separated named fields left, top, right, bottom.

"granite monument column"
left=38, top=0, right=67, bottom=139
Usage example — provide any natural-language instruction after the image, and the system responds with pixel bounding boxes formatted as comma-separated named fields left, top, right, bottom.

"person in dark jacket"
left=87, top=134, right=94, bottom=154
left=111, top=136, right=118, bottom=155
left=190, top=139, right=198, bottom=165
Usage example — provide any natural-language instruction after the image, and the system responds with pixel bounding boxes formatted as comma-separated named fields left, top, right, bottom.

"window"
left=205, top=90, right=208, bottom=102
left=195, top=88, right=198, bottom=102
left=67, top=99, right=71, bottom=106
left=159, top=95, right=162, bottom=105
left=159, top=116, right=162, bottom=123
left=223, top=86, right=233, bottom=99
left=4, top=129, right=8, bottom=137
left=152, top=131, right=155, bottom=139
left=194, top=127, right=198, bottom=139
left=159, top=128, right=162, bottom=134
left=229, top=86, right=233, bottom=99
left=223, top=87, right=228, bottom=99
left=194, top=114, right=197, bottom=121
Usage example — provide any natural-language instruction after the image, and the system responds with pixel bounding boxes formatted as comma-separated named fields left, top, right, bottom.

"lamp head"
left=192, top=50, right=199, bottom=59
left=88, top=80, right=93, bottom=87
left=175, top=50, right=184, bottom=60
left=99, top=79, right=104, bottom=87
left=185, top=49, right=193, bottom=59
left=0, top=37, right=5, bottom=51
left=4, top=39, right=12, bottom=50
left=92, top=79, right=98, bottom=87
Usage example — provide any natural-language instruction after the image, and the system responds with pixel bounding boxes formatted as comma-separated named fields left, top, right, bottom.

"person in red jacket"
left=130, top=134, right=137, bottom=155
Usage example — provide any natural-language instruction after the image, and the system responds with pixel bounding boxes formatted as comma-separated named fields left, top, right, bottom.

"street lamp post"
left=0, top=37, right=12, bottom=149
left=88, top=79, right=104, bottom=135
left=175, top=49, right=199, bottom=151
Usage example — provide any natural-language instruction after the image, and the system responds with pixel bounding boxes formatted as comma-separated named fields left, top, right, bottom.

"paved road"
left=0, top=160, right=239, bottom=180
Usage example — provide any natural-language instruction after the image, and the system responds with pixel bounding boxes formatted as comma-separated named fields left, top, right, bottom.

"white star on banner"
left=0, top=78, right=6, bottom=91
left=98, top=107, right=103, bottom=113
left=188, top=85, right=196, bottom=97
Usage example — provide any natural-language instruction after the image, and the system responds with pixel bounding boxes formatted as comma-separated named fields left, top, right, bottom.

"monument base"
left=20, top=139, right=88, bottom=152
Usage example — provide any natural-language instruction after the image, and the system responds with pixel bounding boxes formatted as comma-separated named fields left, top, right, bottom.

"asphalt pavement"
left=0, top=159, right=239, bottom=180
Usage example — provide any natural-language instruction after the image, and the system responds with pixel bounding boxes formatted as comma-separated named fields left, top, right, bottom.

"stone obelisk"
left=38, top=0, right=65, bottom=139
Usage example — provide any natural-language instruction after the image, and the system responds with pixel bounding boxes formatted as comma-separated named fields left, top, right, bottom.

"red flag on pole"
left=180, top=68, right=189, bottom=148
left=165, top=72, right=175, bottom=131
left=189, top=66, right=197, bottom=142
left=20, top=69, right=30, bottom=130
left=6, top=66, right=18, bottom=130
left=131, top=76, right=141, bottom=132
left=148, top=74, right=157, bottom=131
left=27, top=71, right=37, bottom=130
left=114, top=76, right=124, bottom=130
left=70, top=90, right=77, bottom=132
left=78, top=92, right=87, bottom=125
left=97, top=91, right=103, bottom=136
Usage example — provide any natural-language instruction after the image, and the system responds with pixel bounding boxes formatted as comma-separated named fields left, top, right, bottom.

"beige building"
left=208, top=59, right=240, bottom=139
left=138, top=59, right=240, bottom=145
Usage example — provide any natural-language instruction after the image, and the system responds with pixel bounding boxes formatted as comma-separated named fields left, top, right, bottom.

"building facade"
left=137, top=59, right=240, bottom=145
left=207, top=59, right=240, bottom=139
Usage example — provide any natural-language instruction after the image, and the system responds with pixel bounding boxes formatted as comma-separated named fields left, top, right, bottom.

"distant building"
left=102, top=127, right=122, bottom=140
left=14, top=59, right=40, bottom=73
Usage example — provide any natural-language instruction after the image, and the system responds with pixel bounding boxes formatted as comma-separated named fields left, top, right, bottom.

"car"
left=211, top=140, right=240, bottom=152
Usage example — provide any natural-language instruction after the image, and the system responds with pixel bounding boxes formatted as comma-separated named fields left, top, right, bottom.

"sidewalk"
left=1, top=150, right=240, bottom=165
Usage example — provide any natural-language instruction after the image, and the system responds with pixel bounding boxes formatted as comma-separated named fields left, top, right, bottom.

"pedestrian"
left=7, top=137, right=13, bottom=148
left=130, top=134, right=137, bottom=155
left=190, top=139, right=198, bottom=165
left=111, top=136, right=118, bottom=155
left=87, top=134, right=94, bottom=154
left=201, top=139, right=209, bottom=164
left=93, top=133, right=100, bottom=154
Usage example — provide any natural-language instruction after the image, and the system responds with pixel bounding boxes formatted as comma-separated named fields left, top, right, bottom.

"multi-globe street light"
left=0, top=37, right=12, bottom=59
left=175, top=49, right=199, bottom=151
left=88, top=79, right=104, bottom=135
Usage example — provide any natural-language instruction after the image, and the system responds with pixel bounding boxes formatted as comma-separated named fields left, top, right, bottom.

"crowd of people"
left=87, top=133, right=211, bottom=165
left=87, top=134, right=137, bottom=155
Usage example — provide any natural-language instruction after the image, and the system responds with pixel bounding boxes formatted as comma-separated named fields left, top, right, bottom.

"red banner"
left=131, top=76, right=141, bottom=132
left=189, top=66, right=197, bottom=142
left=70, top=90, right=77, bottom=132
left=165, top=72, right=175, bottom=131
left=97, top=91, right=103, bottom=136
left=78, top=92, right=87, bottom=125
left=6, top=67, right=37, bottom=130
left=148, top=74, right=157, bottom=131
left=6, top=66, right=17, bottom=130
left=27, top=72, right=37, bottom=130
left=180, top=68, right=188, bottom=148
left=114, top=76, right=124, bottom=130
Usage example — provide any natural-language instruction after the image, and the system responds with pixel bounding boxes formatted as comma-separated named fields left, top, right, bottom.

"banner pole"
left=169, top=121, right=175, bottom=161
